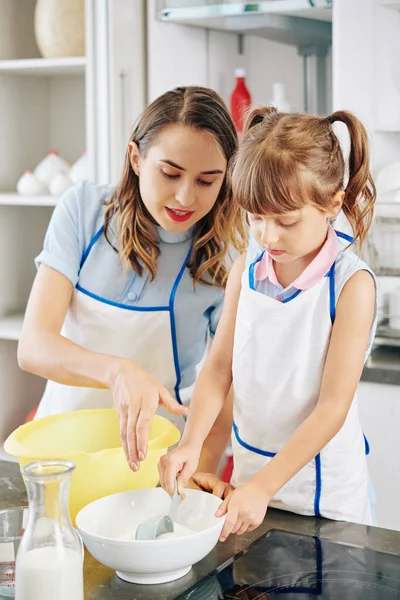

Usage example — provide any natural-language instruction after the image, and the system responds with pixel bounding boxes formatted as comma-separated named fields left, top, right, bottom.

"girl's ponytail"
left=327, top=111, right=376, bottom=247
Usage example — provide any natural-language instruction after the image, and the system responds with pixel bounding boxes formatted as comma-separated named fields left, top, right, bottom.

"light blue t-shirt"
left=35, top=182, right=225, bottom=395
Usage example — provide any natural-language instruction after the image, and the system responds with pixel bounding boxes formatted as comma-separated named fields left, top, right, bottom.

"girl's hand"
left=215, top=478, right=270, bottom=542
left=189, top=472, right=235, bottom=499
left=111, top=359, right=189, bottom=471
left=158, top=443, right=201, bottom=497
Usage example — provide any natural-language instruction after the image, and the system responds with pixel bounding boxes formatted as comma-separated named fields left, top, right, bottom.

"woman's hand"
left=111, top=359, right=188, bottom=471
left=189, top=472, right=234, bottom=499
left=158, top=443, right=202, bottom=496
left=215, top=477, right=270, bottom=542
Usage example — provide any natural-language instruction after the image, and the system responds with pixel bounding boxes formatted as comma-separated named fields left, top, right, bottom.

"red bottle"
left=230, top=68, right=252, bottom=133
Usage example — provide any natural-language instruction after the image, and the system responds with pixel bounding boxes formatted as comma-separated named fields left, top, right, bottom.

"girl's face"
left=128, top=124, right=227, bottom=232
left=248, top=198, right=343, bottom=265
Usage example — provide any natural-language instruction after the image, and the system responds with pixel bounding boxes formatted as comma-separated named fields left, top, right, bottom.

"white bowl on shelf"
left=76, top=488, right=225, bottom=585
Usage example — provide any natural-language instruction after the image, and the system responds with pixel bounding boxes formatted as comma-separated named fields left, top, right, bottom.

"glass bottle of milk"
left=15, top=460, right=84, bottom=600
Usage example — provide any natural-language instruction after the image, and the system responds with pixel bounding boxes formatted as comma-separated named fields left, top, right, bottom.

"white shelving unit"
left=0, top=56, right=86, bottom=76
left=0, top=0, right=147, bottom=449
left=0, top=315, right=24, bottom=341
left=0, top=194, right=58, bottom=207
left=0, top=0, right=89, bottom=445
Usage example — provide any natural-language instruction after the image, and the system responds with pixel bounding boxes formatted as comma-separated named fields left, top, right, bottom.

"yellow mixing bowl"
left=4, top=409, right=180, bottom=523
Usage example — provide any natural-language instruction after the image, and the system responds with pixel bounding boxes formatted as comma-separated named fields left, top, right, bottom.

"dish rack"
left=363, top=208, right=400, bottom=348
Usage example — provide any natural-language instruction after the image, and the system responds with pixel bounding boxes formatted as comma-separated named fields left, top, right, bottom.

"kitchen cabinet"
left=0, top=0, right=146, bottom=443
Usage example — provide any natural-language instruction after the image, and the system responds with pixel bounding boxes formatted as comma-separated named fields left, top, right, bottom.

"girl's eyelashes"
left=278, top=220, right=299, bottom=228
left=161, top=170, right=214, bottom=186
left=247, top=213, right=299, bottom=228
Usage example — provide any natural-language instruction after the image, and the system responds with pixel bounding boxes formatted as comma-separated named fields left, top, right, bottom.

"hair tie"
left=327, top=115, right=334, bottom=124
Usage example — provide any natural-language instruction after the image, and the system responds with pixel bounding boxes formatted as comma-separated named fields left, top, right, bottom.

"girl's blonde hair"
left=231, top=106, right=376, bottom=248
left=104, top=86, right=246, bottom=287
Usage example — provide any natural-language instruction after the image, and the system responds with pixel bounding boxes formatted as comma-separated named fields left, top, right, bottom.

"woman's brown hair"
left=104, top=86, right=246, bottom=287
left=231, top=106, right=376, bottom=248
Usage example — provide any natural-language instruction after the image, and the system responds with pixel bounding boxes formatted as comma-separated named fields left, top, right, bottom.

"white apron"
left=232, top=231, right=373, bottom=525
left=36, top=224, right=191, bottom=430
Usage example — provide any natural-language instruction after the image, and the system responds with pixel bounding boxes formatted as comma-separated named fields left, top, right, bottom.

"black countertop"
left=3, top=460, right=400, bottom=599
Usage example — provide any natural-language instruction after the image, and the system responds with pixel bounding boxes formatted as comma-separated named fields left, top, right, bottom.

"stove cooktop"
left=177, top=529, right=400, bottom=599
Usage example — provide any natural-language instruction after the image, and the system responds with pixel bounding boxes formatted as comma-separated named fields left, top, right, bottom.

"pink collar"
left=255, top=226, right=339, bottom=291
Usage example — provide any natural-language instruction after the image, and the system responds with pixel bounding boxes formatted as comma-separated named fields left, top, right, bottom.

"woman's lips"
left=267, top=249, right=285, bottom=256
left=165, top=207, right=194, bottom=222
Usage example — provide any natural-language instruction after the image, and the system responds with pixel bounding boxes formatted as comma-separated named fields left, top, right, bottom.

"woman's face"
left=129, top=124, right=227, bottom=232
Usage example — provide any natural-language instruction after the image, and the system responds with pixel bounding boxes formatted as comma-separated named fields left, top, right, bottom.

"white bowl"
left=76, top=488, right=225, bottom=585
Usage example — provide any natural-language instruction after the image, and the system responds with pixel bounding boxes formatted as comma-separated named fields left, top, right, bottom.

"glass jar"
left=15, top=460, right=84, bottom=600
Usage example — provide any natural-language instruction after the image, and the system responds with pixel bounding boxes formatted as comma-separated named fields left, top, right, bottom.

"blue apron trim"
left=77, top=226, right=191, bottom=405
left=233, top=421, right=276, bottom=457
left=79, top=225, right=105, bottom=271
left=335, top=230, right=355, bottom=244
left=75, top=284, right=170, bottom=312
left=169, top=245, right=192, bottom=405
left=314, top=453, right=322, bottom=517
left=248, top=251, right=264, bottom=291
left=281, top=289, right=302, bottom=303
left=328, top=262, right=336, bottom=325
left=364, top=433, right=370, bottom=455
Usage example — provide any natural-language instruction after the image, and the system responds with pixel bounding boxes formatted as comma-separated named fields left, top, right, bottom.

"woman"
left=18, top=86, right=245, bottom=473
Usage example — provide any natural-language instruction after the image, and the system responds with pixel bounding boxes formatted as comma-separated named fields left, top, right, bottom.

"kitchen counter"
left=3, top=459, right=400, bottom=599
left=362, top=346, right=400, bottom=386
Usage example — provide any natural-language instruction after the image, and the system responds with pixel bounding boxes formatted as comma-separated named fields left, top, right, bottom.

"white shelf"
left=0, top=315, right=24, bottom=341
left=0, top=194, right=58, bottom=207
left=375, top=127, right=400, bottom=133
left=160, top=1, right=332, bottom=47
left=161, top=1, right=332, bottom=22
left=0, top=57, right=86, bottom=76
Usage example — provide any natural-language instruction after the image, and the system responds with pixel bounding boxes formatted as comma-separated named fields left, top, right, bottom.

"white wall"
left=333, top=0, right=400, bottom=173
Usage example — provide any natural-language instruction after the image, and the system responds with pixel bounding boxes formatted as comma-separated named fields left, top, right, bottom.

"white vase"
left=34, top=0, right=85, bottom=59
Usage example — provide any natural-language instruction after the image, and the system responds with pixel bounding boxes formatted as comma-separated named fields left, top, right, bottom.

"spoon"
left=135, top=480, right=181, bottom=540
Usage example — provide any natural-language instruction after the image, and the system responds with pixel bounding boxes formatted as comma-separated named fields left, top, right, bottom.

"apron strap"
left=79, top=225, right=105, bottom=272
left=249, top=251, right=265, bottom=291
left=328, top=262, right=336, bottom=325
left=334, top=229, right=355, bottom=244
left=169, top=244, right=193, bottom=405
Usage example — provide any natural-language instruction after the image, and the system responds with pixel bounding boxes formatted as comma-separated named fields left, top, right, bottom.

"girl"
left=18, top=86, right=246, bottom=474
left=159, top=106, right=377, bottom=540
